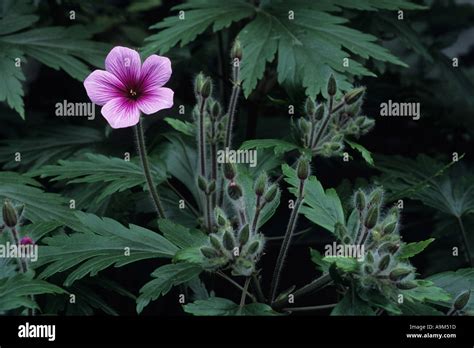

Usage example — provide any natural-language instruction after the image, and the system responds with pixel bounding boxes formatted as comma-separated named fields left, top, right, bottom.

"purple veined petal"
left=140, top=55, right=172, bottom=91
left=105, top=46, right=141, bottom=87
left=101, top=97, right=141, bottom=129
left=137, top=87, right=174, bottom=115
left=83, top=70, right=125, bottom=106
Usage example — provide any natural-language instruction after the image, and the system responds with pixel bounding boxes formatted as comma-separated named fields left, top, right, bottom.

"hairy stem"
left=282, top=303, right=337, bottom=313
left=251, top=272, right=266, bottom=303
left=272, top=273, right=333, bottom=309
left=217, top=271, right=256, bottom=302
left=134, top=120, right=166, bottom=219
left=312, top=98, right=345, bottom=150
left=239, top=277, right=251, bottom=310
left=251, top=196, right=266, bottom=234
left=270, top=179, right=305, bottom=303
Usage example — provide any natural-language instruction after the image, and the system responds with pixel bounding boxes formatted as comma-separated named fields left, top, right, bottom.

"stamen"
left=129, top=89, right=137, bottom=97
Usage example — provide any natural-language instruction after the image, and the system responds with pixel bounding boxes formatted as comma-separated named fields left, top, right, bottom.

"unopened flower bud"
left=201, top=77, right=212, bottom=98
left=227, top=182, right=243, bottom=200
left=2, top=200, right=17, bottom=228
left=239, top=224, right=250, bottom=245
left=364, top=205, right=379, bottom=229
left=207, top=179, right=216, bottom=194
left=223, top=230, right=235, bottom=250
left=247, top=240, right=260, bottom=255
left=364, top=265, right=374, bottom=274
left=315, top=104, right=325, bottom=121
left=297, top=158, right=310, bottom=180
left=209, top=234, right=222, bottom=250
left=365, top=251, right=374, bottom=263
left=254, top=172, right=267, bottom=196
left=264, top=184, right=278, bottom=203
left=344, top=87, right=366, bottom=105
left=194, top=73, right=205, bottom=96
left=334, top=222, right=347, bottom=240
left=382, top=219, right=397, bottom=235
left=369, top=188, right=383, bottom=207
left=298, top=118, right=310, bottom=134
left=201, top=246, right=218, bottom=258
left=389, top=268, right=412, bottom=281
left=20, top=236, right=33, bottom=245
left=327, top=74, right=337, bottom=96
left=223, top=162, right=237, bottom=180
left=305, top=97, right=316, bottom=116
left=197, top=175, right=208, bottom=193
left=454, top=290, right=471, bottom=311
left=355, top=189, right=366, bottom=211
left=378, top=254, right=391, bottom=271
left=231, top=39, right=242, bottom=61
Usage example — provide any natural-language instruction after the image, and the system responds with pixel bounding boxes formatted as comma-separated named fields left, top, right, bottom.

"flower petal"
left=101, top=97, right=140, bottom=129
left=140, top=55, right=172, bottom=91
left=105, top=46, right=141, bottom=87
left=84, top=70, right=125, bottom=106
left=137, top=87, right=174, bottom=115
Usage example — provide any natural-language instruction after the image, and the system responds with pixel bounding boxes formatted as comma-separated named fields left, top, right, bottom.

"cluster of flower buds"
left=192, top=74, right=228, bottom=144
left=200, top=209, right=265, bottom=276
left=295, top=75, right=375, bottom=158
left=345, top=188, right=419, bottom=293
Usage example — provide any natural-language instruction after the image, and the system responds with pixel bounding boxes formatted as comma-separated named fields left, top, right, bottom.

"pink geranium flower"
left=84, top=46, right=174, bottom=129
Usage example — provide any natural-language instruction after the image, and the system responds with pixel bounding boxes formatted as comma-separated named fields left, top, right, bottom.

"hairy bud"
left=227, top=182, right=243, bottom=200
left=305, top=97, right=316, bottom=116
left=378, top=254, right=391, bottom=272
left=2, top=200, right=17, bottom=228
left=239, top=224, right=250, bottom=245
left=264, top=184, right=278, bottom=203
left=389, top=267, right=412, bottom=281
left=223, top=162, right=237, bottom=181
left=297, top=158, right=310, bottom=180
left=344, top=87, right=366, bottom=105
left=201, top=246, right=218, bottom=259
left=254, top=172, right=268, bottom=196
left=454, top=290, right=471, bottom=311
left=231, top=39, right=242, bottom=61
left=364, top=205, right=379, bottom=229
left=223, top=231, right=235, bottom=251
left=327, top=74, right=337, bottom=96
left=355, top=189, right=366, bottom=211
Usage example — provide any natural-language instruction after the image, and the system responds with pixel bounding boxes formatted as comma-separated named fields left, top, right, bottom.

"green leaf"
left=322, top=256, right=359, bottom=273
left=36, top=212, right=178, bottom=286
left=157, top=219, right=207, bottom=249
left=0, top=47, right=25, bottom=118
left=402, top=280, right=451, bottom=303
left=399, top=238, right=435, bottom=259
left=0, top=125, right=104, bottom=170
left=427, top=268, right=474, bottom=311
left=239, top=139, right=301, bottom=155
left=345, top=140, right=374, bottom=166
left=0, top=273, right=64, bottom=312
left=137, top=263, right=202, bottom=313
left=143, top=0, right=255, bottom=56
left=310, top=248, right=328, bottom=272
left=0, top=173, right=81, bottom=230
left=31, top=153, right=167, bottom=204
left=331, top=292, right=375, bottom=316
left=164, top=117, right=195, bottom=136
left=183, top=297, right=279, bottom=316
left=283, top=164, right=345, bottom=233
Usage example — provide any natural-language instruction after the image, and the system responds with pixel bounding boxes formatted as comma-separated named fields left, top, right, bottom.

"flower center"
left=128, top=88, right=139, bottom=99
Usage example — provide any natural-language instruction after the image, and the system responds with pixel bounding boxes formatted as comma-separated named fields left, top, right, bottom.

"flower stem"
left=270, top=179, right=305, bottom=303
left=134, top=120, right=166, bottom=219
left=218, top=62, right=241, bottom=206
left=217, top=271, right=257, bottom=302
left=252, top=272, right=266, bottom=303
left=272, top=273, right=332, bottom=309
left=282, top=303, right=337, bottom=313
left=239, top=277, right=251, bottom=311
